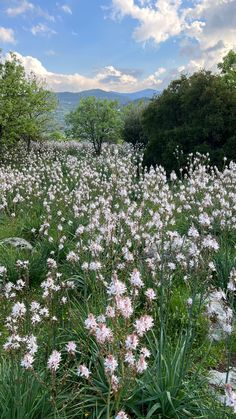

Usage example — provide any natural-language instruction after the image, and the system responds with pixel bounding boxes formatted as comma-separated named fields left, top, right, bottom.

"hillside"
left=54, top=88, right=159, bottom=127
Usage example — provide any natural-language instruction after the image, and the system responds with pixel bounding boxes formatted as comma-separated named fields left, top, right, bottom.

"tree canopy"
left=122, top=101, right=148, bottom=149
left=0, top=51, right=57, bottom=151
left=218, top=50, right=236, bottom=86
left=142, top=69, right=236, bottom=173
left=65, top=96, right=122, bottom=154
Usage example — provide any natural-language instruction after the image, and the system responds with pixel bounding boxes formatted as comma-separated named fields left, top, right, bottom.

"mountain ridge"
left=54, top=88, right=160, bottom=127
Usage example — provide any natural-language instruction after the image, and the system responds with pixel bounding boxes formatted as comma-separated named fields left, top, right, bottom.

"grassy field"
left=0, top=142, right=235, bottom=418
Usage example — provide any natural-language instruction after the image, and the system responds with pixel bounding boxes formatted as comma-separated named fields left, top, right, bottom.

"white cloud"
left=6, top=0, right=34, bottom=16
left=31, top=23, right=57, bottom=37
left=110, top=0, right=236, bottom=71
left=111, top=0, right=188, bottom=44
left=6, top=1, right=55, bottom=22
left=61, top=5, right=72, bottom=15
left=0, top=27, right=16, bottom=44
left=10, top=52, right=165, bottom=92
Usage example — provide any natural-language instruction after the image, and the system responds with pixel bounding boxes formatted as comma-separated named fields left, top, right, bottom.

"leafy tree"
left=0, top=51, right=57, bottom=152
left=122, top=101, right=148, bottom=150
left=65, top=96, right=122, bottom=154
left=218, top=50, right=236, bottom=86
left=143, top=70, right=236, bottom=173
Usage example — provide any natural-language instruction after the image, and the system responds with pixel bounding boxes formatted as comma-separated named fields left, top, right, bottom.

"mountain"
left=54, top=88, right=159, bottom=128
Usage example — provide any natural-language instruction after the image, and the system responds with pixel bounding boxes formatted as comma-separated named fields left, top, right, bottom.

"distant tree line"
left=65, top=50, right=236, bottom=172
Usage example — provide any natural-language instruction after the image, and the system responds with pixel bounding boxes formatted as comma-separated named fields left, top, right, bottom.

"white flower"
left=111, top=374, right=120, bottom=392
left=12, top=302, right=26, bottom=318
left=0, top=266, right=7, bottom=276
left=225, top=384, right=236, bottom=413
left=84, top=314, right=97, bottom=330
left=124, top=351, right=135, bottom=366
left=95, top=324, right=113, bottom=344
left=115, top=411, right=129, bottom=419
left=134, top=315, right=154, bottom=337
left=145, top=288, right=156, bottom=301
left=47, top=258, right=57, bottom=269
left=106, top=306, right=116, bottom=318
left=107, top=276, right=127, bottom=296
left=187, top=298, right=193, bottom=306
left=136, top=355, right=148, bottom=373
left=66, top=341, right=77, bottom=354
left=130, top=269, right=144, bottom=288
left=125, top=333, right=139, bottom=350
left=77, top=364, right=91, bottom=379
left=140, top=347, right=150, bottom=358
left=104, top=355, right=118, bottom=374
left=21, top=353, right=34, bottom=369
left=47, top=350, right=61, bottom=371
left=116, top=296, right=133, bottom=318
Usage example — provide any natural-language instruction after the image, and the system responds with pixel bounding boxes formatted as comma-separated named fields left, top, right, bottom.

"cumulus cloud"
left=0, top=27, right=16, bottom=44
left=110, top=0, right=191, bottom=44
left=10, top=52, right=165, bottom=92
left=110, top=0, right=236, bottom=70
left=61, top=5, right=72, bottom=15
left=31, top=23, right=57, bottom=36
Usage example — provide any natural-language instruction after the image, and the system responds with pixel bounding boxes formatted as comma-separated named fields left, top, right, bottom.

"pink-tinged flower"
left=187, top=297, right=193, bottom=306
left=125, top=333, right=139, bottom=350
left=130, top=269, right=144, bottom=288
left=77, top=364, right=91, bottom=379
left=84, top=314, right=97, bottom=330
left=106, top=305, right=116, bottom=318
left=134, top=315, right=154, bottom=337
left=47, top=350, right=61, bottom=371
left=47, top=258, right=57, bottom=269
left=66, top=341, right=77, bottom=355
left=145, top=288, right=156, bottom=301
left=26, top=335, right=38, bottom=355
left=136, top=355, right=148, bottom=373
left=115, top=410, right=129, bottom=419
left=21, top=353, right=34, bottom=369
left=104, top=355, right=118, bottom=374
left=95, top=324, right=113, bottom=344
left=116, top=296, right=133, bottom=318
left=107, top=275, right=127, bottom=296
left=140, top=347, right=151, bottom=358
left=225, top=383, right=236, bottom=413
left=111, top=374, right=120, bottom=392
left=124, top=351, right=135, bottom=366
left=12, top=302, right=26, bottom=318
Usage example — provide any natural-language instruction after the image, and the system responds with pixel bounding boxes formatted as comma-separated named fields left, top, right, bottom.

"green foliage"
left=143, top=70, right=236, bottom=172
left=0, top=51, right=57, bottom=151
left=0, top=359, right=53, bottom=419
left=135, top=336, right=225, bottom=419
left=218, top=49, right=236, bottom=87
left=122, top=101, right=148, bottom=149
left=65, top=96, right=123, bottom=154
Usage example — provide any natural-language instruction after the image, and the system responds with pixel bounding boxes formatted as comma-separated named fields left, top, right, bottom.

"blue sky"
left=0, top=0, right=235, bottom=92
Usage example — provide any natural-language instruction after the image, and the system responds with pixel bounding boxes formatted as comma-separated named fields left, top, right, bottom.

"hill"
left=54, top=88, right=159, bottom=127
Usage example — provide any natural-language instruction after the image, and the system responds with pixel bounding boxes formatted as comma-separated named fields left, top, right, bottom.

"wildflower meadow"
left=0, top=142, right=235, bottom=418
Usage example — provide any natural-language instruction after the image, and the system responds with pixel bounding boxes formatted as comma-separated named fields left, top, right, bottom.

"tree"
left=0, top=51, right=57, bottom=152
left=218, top=50, right=236, bottom=86
left=122, top=101, right=148, bottom=150
left=65, top=97, right=122, bottom=154
left=143, top=70, right=236, bottom=173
